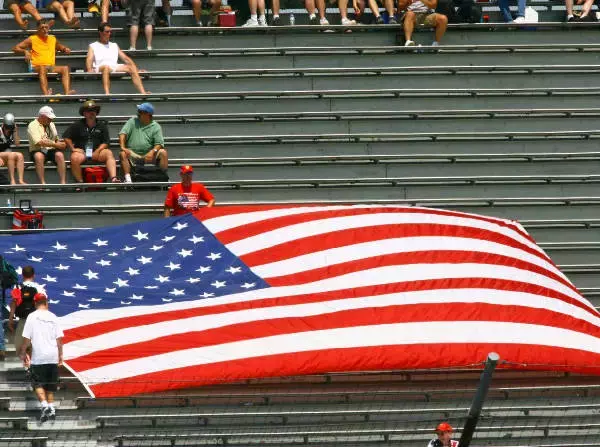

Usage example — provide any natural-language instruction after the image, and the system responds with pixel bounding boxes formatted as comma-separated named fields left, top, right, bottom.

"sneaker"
left=128, top=46, right=136, bottom=51
left=48, top=409, right=56, bottom=421
left=258, top=15, right=267, bottom=26
left=431, top=41, right=439, bottom=47
left=146, top=46, right=152, bottom=51
left=341, top=17, right=356, bottom=25
left=309, top=14, right=318, bottom=25
left=388, top=16, right=398, bottom=24
left=39, top=407, right=50, bottom=423
left=319, top=17, right=329, bottom=25
left=512, top=16, right=525, bottom=23
left=375, top=15, right=384, bottom=24
left=242, top=17, right=259, bottom=27
left=123, top=177, right=132, bottom=184
left=272, top=15, right=281, bottom=25
left=404, top=40, right=415, bottom=46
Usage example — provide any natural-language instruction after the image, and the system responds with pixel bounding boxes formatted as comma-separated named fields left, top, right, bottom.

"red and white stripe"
left=60, top=205, right=600, bottom=398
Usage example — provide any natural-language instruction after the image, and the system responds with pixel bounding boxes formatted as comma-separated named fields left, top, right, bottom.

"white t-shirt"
left=90, top=41, right=120, bottom=70
left=22, top=309, right=64, bottom=365
left=408, top=0, right=430, bottom=12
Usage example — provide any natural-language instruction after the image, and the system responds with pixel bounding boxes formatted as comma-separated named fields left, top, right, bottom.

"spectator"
left=399, top=0, right=448, bottom=47
left=13, top=20, right=75, bottom=97
left=40, top=0, right=80, bottom=28
left=64, top=100, right=120, bottom=185
left=186, top=0, right=221, bottom=26
left=18, top=292, right=63, bottom=423
left=269, top=0, right=329, bottom=25
left=0, top=113, right=26, bottom=185
left=27, top=106, right=67, bottom=185
left=498, top=0, right=525, bottom=22
left=164, top=165, right=215, bottom=216
left=5, top=0, right=44, bottom=30
left=128, top=0, right=154, bottom=50
left=566, top=0, right=595, bottom=21
left=353, top=0, right=397, bottom=23
left=338, top=0, right=357, bottom=25
left=242, top=0, right=267, bottom=26
left=86, top=22, right=150, bottom=95
left=427, top=422, right=459, bottom=447
left=119, top=103, right=168, bottom=183
left=8, top=266, right=46, bottom=361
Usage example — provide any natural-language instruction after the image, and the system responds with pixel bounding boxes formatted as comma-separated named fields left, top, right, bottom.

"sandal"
left=110, top=176, right=122, bottom=183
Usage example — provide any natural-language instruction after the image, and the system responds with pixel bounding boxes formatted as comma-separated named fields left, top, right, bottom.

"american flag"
left=2, top=205, right=599, bottom=397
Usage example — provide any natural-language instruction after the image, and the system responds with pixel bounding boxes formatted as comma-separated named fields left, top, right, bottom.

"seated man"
left=119, top=103, right=168, bottom=183
left=27, top=106, right=67, bottom=185
left=0, top=113, right=27, bottom=185
left=353, top=0, right=397, bottom=23
left=185, top=0, right=221, bottom=26
left=13, top=20, right=75, bottom=97
left=39, top=0, right=80, bottom=27
left=64, top=100, right=120, bottom=185
left=86, top=22, right=150, bottom=95
left=399, top=0, right=447, bottom=47
left=5, top=0, right=43, bottom=30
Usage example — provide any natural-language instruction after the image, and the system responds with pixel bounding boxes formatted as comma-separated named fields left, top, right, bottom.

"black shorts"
left=30, top=149, right=60, bottom=165
left=30, top=364, right=59, bottom=392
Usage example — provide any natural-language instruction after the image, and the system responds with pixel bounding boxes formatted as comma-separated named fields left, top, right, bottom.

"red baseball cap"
left=436, top=423, right=453, bottom=433
left=34, top=292, right=47, bottom=302
left=180, top=165, right=193, bottom=175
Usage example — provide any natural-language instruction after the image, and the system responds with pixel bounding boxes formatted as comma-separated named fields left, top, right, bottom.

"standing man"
left=86, top=22, right=150, bottom=96
left=0, top=113, right=27, bottom=185
left=8, top=266, right=46, bottom=361
left=64, top=100, right=120, bottom=184
left=427, top=422, right=459, bottom=447
left=27, top=106, right=67, bottom=185
left=19, top=292, right=63, bottom=423
left=119, top=103, right=168, bottom=183
left=164, top=165, right=215, bottom=217
left=12, top=20, right=75, bottom=97
left=128, top=0, right=155, bottom=50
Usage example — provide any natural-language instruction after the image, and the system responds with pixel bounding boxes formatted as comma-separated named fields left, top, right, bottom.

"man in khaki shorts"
left=399, top=0, right=448, bottom=47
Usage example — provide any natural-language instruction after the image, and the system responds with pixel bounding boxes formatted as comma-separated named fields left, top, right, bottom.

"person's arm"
left=164, top=187, right=174, bottom=217
left=13, top=37, right=32, bottom=60
left=12, top=126, right=20, bottom=147
left=85, top=46, right=95, bottom=72
left=398, top=0, right=410, bottom=11
left=19, top=337, right=31, bottom=367
left=152, top=123, right=165, bottom=149
left=118, top=49, right=136, bottom=67
left=50, top=123, right=66, bottom=150
left=206, top=199, right=215, bottom=207
left=119, top=133, right=131, bottom=155
left=56, top=40, right=71, bottom=55
left=421, top=0, right=437, bottom=8
left=96, top=121, right=110, bottom=152
left=164, top=206, right=172, bottom=217
left=57, top=337, right=63, bottom=366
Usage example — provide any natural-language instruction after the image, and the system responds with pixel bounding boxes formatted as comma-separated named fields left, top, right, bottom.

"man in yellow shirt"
left=27, top=106, right=67, bottom=185
left=13, top=20, right=75, bottom=97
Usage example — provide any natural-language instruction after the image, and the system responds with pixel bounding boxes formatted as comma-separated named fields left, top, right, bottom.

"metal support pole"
left=458, top=352, right=500, bottom=447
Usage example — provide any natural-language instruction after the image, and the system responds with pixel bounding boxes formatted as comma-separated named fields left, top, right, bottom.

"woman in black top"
left=0, top=114, right=26, bottom=185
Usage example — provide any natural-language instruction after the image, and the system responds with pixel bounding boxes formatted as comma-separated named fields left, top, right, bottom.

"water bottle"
left=85, top=139, right=93, bottom=159
left=27, top=61, right=33, bottom=73
left=6, top=198, right=11, bottom=208
left=289, top=13, right=295, bottom=25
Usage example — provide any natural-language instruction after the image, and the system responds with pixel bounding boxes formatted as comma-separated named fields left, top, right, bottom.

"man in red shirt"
left=164, top=165, right=215, bottom=217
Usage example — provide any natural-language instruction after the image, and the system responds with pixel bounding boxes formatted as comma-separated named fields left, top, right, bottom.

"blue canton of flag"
left=1, top=214, right=269, bottom=317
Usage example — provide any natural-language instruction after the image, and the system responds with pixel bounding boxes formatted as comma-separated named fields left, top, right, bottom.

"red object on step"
left=218, top=12, right=236, bottom=27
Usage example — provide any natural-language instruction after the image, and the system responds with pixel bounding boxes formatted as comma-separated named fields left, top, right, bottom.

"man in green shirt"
left=119, top=102, right=168, bottom=183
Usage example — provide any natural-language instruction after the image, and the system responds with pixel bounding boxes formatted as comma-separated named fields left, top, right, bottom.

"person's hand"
left=62, top=47, right=71, bottom=55
left=352, top=0, right=359, bottom=12
left=24, top=50, right=31, bottom=61
left=58, top=356, right=63, bottom=367
left=38, top=138, right=54, bottom=147
left=8, top=319, right=14, bottom=333
left=21, top=353, right=30, bottom=368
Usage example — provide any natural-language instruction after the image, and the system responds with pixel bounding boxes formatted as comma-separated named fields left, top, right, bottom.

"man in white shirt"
left=19, top=292, right=64, bottom=423
left=86, top=22, right=149, bottom=95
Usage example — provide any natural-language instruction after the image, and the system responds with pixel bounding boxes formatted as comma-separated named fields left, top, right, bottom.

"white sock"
left=309, top=13, right=316, bottom=19
left=250, top=13, right=257, bottom=20
left=41, top=400, right=48, bottom=408
left=567, top=14, right=574, bottom=18
left=125, top=174, right=132, bottom=182
left=273, top=14, right=279, bottom=18
left=259, top=14, right=266, bottom=21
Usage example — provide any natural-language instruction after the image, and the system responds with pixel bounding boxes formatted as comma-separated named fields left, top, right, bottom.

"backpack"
left=456, top=1, right=482, bottom=23
left=0, top=256, right=18, bottom=289
left=436, top=0, right=458, bottom=23
left=14, top=283, right=39, bottom=319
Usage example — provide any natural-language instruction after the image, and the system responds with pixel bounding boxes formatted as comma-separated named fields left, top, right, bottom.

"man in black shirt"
left=63, top=100, right=119, bottom=183
left=0, top=113, right=26, bottom=185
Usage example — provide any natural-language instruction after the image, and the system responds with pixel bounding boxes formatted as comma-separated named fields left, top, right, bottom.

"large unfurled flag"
left=2, top=205, right=599, bottom=397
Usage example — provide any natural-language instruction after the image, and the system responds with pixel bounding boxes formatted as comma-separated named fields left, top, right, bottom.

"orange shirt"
left=30, top=34, right=56, bottom=67
left=164, top=182, right=214, bottom=216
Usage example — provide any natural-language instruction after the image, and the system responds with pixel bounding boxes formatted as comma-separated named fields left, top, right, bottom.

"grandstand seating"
left=1, top=10, right=600, bottom=447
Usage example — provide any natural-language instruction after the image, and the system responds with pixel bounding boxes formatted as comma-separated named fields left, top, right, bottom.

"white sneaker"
left=128, top=46, right=136, bottom=51
left=258, top=15, right=267, bottom=26
left=242, top=17, right=259, bottom=27
left=320, top=17, right=329, bottom=25
left=513, top=16, right=525, bottom=23
left=431, top=41, right=439, bottom=47
left=146, top=46, right=152, bottom=51
left=124, top=177, right=132, bottom=184
left=341, top=17, right=356, bottom=25
left=404, top=40, right=415, bottom=46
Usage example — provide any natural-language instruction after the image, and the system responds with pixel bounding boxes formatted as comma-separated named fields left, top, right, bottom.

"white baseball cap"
left=38, top=106, right=56, bottom=120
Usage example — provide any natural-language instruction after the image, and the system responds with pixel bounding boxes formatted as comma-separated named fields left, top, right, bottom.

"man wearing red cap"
left=428, top=422, right=459, bottom=447
left=19, top=291, right=64, bottom=423
left=164, top=165, right=215, bottom=217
